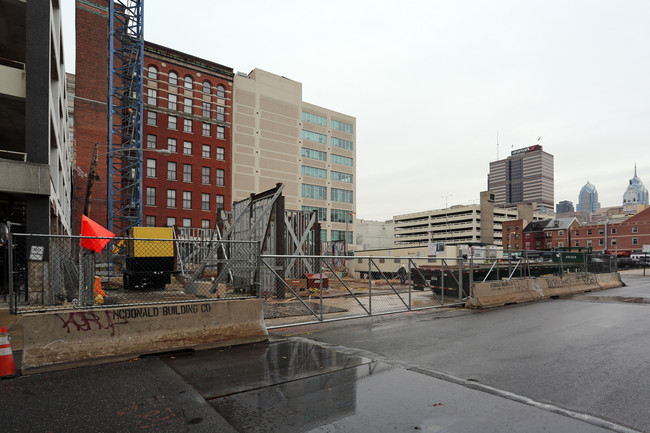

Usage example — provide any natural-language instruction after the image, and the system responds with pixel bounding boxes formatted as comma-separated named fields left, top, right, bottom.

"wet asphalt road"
left=1, top=272, right=648, bottom=432
left=273, top=272, right=650, bottom=432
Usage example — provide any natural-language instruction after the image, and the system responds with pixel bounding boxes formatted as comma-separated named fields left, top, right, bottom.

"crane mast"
left=107, top=0, right=144, bottom=236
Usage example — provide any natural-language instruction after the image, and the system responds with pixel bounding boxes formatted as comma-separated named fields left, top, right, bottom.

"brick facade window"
left=169, top=71, right=178, bottom=86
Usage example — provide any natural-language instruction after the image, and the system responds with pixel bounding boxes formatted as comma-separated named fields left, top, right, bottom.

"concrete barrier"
left=21, top=298, right=268, bottom=373
left=469, top=278, right=542, bottom=308
left=539, top=274, right=599, bottom=298
left=468, top=273, right=622, bottom=308
left=595, top=272, right=624, bottom=290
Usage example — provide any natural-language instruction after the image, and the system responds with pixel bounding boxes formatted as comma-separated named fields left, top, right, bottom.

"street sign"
left=552, top=252, right=585, bottom=263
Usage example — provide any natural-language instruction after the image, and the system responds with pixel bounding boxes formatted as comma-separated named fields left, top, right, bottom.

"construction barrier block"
left=469, top=278, right=542, bottom=308
left=595, top=272, right=624, bottom=290
left=468, top=273, right=621, bottom=308
left=21, top=298, right=268, bottom=374
left=538, top=274, right=599, bottom=298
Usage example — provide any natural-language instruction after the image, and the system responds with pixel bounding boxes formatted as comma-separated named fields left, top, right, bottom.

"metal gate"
left=260, top=255, right=466, bottom=328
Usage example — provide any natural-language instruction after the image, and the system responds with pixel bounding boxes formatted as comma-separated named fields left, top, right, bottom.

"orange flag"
left=80, top=215, right=115, bottom=252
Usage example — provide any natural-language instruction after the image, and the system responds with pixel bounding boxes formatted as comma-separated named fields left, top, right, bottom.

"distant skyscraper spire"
left=623, top=165, right=648, bottom=212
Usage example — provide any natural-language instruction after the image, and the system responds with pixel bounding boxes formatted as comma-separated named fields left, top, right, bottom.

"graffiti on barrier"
left=54, top=304, right=214, bottom=337
left=55, top=311, right=128, bottom=337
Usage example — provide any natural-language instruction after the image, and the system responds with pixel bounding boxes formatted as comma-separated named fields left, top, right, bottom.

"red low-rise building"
left=572, top=207, right=650, bottom=255
left=502, top=219, right=525, bottom=250
left=503, top=208, right=650, bottom=255
left=503, top=218, right=579, bottom=251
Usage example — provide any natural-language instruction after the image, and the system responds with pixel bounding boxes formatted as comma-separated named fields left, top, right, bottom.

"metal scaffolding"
left=107, top=0, right=144, bottom=236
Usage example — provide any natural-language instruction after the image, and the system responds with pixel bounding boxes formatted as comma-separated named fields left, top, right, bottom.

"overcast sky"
left=61, top=0, right=650, bottom=221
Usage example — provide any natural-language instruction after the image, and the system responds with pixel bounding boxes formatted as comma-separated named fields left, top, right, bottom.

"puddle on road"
left=161, top=339, right=370, bottom=399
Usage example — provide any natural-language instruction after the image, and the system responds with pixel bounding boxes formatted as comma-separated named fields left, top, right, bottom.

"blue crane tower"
left=107, top=0, right=144, bottom=236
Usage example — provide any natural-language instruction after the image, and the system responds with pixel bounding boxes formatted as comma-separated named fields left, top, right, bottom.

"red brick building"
left=142, top=42, right=233, bottom=229
left=73, top=1, right=233, bottom=232
left=503, top=208, right=650, bottom=255
left=572, top=207, right=650, bottom=255
left=73, top=0, right=110, bottom=233
left=541, top=218, right=580, bottom=250
left=503, top=217, right=579, bottom=251
left=502, top=219, right=525, bottom=250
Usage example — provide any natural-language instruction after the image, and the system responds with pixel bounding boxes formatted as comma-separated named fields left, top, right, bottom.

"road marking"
left=290, top=336, right=642, bottom=433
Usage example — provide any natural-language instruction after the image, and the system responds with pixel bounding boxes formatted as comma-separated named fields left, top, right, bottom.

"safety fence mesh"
left=8, top=233, right=259, bottom=313
left=5, top=233, right=623, bottom=320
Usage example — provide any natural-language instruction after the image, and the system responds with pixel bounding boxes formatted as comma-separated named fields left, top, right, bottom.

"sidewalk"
left=619, top=267, right=650, bottom=277
left=0, top=303, right=23, bottom=353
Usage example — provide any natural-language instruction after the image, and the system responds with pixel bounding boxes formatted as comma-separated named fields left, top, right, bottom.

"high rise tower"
left=487, top=145, right=554, bottom=212
left=577, top=182, right=600, bottom=213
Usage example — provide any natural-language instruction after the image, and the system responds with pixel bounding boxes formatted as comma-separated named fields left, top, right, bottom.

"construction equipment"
left=123, top=227, right=176, bottom=290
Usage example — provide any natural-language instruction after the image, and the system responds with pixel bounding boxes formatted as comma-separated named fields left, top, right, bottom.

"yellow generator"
left=123, top=227, right=176, bottom=290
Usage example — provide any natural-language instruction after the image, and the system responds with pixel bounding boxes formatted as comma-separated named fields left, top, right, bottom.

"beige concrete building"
left=356, top=219, right=395, bottom=250
left=232, top=69, right=356, bottom=243
left=394, top=192, right=546, bottom=247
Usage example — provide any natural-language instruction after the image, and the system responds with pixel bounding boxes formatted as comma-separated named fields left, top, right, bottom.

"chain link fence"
left=7, top=233, right=259, bottom=314
left=260, top=252, right=621, bottom=327
left=4, top=233, right=622, bottom=320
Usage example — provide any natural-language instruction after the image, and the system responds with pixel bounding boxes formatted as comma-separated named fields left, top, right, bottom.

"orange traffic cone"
left=0, top=326, right=17, bottom=378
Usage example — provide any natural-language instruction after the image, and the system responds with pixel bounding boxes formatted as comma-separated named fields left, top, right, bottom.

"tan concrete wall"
left=21, top=299, right=268, bottom=373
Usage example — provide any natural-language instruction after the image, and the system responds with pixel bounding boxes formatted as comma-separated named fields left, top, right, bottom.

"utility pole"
left=83, top=142, right=100, bottom=217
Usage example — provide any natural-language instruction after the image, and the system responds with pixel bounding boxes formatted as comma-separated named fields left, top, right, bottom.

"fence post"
left=319, top=256, right=323, bottom=321
left=256, top=244, right=262, bottom=299
left=8, top=230, right=14, bottom=314
left=524, top=250, right=530, bottom=277
left=441, top=260, right=445, bottom=306
left=458, top=258, right=463, bottom=301
left=508, top=252, right=512, bottom=280
left=408, top=261, right=412, bottom=310
left=368, top=258, right=372, bottom=316
left=469, top=252, right=474, bottom=301
left=78, top=247, right=83, bottom=306
left=496, top=258, right=500, bottom=280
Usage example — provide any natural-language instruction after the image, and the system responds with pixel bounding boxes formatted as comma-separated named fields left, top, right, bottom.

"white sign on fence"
left=29, top=245, right=44, bottom=261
